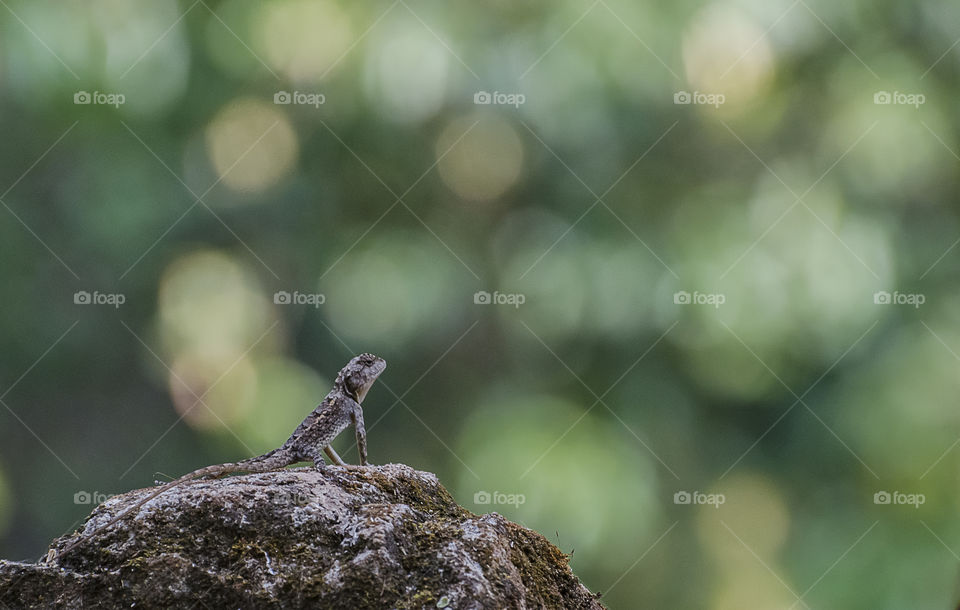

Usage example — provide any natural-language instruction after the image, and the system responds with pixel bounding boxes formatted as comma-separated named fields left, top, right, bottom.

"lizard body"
left=61, top=353, right=385, bottom=554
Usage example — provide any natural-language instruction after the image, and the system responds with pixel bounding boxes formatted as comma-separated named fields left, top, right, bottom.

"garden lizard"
left=60, top=353, right=386, bottom=554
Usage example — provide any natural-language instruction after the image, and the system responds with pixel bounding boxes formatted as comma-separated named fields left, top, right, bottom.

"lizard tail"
left=60, top=449, right=292, bottom=555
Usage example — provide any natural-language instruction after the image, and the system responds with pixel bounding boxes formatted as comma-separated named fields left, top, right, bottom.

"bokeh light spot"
left=256, top=0, right=352, bottom=82
left=158, top=250, right=273, bottom=355
left=169, top=350, right=258, bottom=430
left=205, top=98, right=299, bottom=194
left=240, top=358, right=329, bottom=452
left=0, top=468, right=11, bottom=536
left=456, top=394, right=661, bottom=576
left=437, top=114, right=524, bottom=202
left=157, top=249, right=278, bottom=430
left=698, top=473, right=790, bottom=562
left=365, top=25, right=449, bottom=124
left=324, top=231, right=467, bottom=346
left=682, top=4, right=774, bottom=109
left=95, top=0, right=189, bottom=116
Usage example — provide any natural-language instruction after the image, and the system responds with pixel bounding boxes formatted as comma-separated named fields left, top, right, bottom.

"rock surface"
left=1, top=464, right=604, bottom=609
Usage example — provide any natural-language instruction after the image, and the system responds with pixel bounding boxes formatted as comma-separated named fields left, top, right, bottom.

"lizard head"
left=339, top=353, right=387, bottom=402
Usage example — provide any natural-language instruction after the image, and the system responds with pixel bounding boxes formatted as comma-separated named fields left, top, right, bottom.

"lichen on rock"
left=0, top=463, right=604, bottom=609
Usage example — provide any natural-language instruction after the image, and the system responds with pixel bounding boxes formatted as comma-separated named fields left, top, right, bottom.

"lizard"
left=59, top=353, right=386, bottom=555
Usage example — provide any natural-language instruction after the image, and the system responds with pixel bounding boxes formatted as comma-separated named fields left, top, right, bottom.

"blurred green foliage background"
left=1, top=0, right=959, bottom=607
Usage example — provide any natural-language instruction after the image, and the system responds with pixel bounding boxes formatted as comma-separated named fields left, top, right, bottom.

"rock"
left=1, top=464, right=604, bottom=609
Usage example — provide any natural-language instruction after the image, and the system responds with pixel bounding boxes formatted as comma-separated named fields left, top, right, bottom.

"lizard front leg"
left=352, top=404, right=367, bottom=466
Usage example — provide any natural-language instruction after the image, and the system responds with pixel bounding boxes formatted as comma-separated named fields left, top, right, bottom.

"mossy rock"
left=1, top=464, right=604, bottom=609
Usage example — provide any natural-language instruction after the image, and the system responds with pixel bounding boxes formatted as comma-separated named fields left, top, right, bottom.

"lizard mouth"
left=355, top=378, right=377, bottom=402
left=355, top=360, right=386, bottom=402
